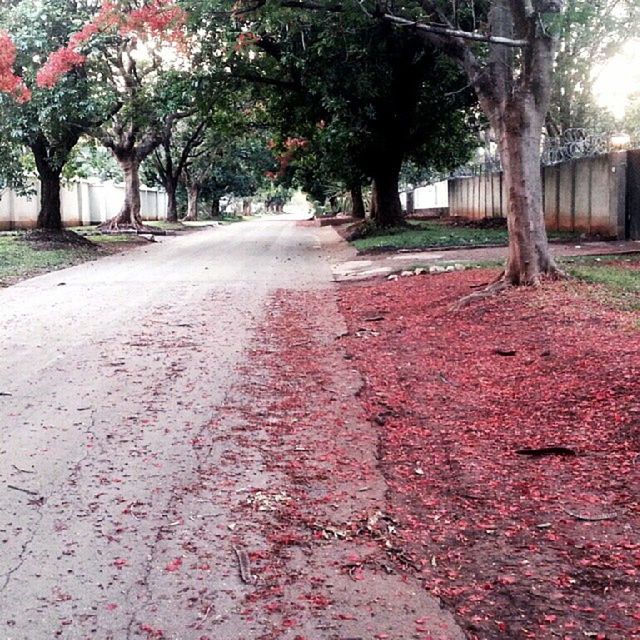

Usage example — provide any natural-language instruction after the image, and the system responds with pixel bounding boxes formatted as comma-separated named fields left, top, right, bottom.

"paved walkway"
left=332, top=239, right=640, bottom=281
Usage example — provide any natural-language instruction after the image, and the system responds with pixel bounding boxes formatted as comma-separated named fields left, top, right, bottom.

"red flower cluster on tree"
left=284, top=137, right=308, bottom=150
left=235, top=31, right=261, bottom=52
left=266, top=136, right=309, bottom=180
left=36, top=47, right=87, bottom=89
left=36, top=0, right=188, bottom=89
left=0, top=31, right=31, bottom=102
left=123, top=0, right=187, bottom=40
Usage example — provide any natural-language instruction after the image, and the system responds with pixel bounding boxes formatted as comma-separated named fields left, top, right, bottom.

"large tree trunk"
left=183, top=184, right=200, bottom=221
left=31, top=141, right=65, bottom=232
left=370, top=162, right=403, bottom=227
left=166, top=178, right=179, bottom=223
left=36, top=170, right=63, bottom=231
left=349, top=183, right=365, bottom=219
left=102, top=154, right=143, bottom=230
left=496, top=99, right=556, bottom=285
left=466, top=1, right=560, bottom=288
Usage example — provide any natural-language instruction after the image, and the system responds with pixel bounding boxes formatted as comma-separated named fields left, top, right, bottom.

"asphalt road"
left=0, top=218, right=463, bottom=640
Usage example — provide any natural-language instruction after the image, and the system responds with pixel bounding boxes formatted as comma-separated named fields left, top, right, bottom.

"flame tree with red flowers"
left=38, top=0, right=195, bottom=231
left=0, top=0, right=115, bottom=232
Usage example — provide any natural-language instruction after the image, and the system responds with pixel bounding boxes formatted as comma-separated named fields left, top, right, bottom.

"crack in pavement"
left=0, top=411, right=98, bottom=595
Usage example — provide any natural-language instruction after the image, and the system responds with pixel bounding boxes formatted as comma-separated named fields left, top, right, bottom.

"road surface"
left=0, top=218, right=463, bottom=639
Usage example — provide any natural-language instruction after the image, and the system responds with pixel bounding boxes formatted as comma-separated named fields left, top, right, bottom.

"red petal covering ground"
left=335, top=270, right=640, bottom=639
left=213, top=291, right=464, bottom=639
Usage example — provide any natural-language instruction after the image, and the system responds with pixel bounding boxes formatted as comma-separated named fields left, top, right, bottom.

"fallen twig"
left=233, top=546, right=255, bottom=584
left=8, top=484, right=39, bottom=496
left=517, top=446, right=576, bottom=457
left=195, top=603, right=214, bottom=629
left=11, top=465, right=35, bottom=474
left=563, top=508, right=618, bottom=522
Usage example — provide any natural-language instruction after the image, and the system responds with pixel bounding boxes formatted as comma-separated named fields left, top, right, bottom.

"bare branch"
left=382, top=13, right=528, bottom=47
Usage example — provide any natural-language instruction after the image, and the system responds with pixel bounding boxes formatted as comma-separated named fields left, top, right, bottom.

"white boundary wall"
left=414, top=181, right=448, bottom=210
left=0, top=178, right=168, bottom=230
left=400, top=180, right=449, bottom=213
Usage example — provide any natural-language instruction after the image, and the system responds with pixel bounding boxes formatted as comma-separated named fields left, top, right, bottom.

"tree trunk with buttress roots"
left=370, top=161, right=403, bottom=227
left=403, top=0, right=564, bottom=289
left=101, top=153, right=144, bottom=230
left=182, top=184, right=200, bottom=221
left=467, top=0, right=562, bottom=287
left=350, top=183, right=366, bottom=219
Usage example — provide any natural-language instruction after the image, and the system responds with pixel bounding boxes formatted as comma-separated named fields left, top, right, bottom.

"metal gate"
left=626, top=150, right=640, bottom=239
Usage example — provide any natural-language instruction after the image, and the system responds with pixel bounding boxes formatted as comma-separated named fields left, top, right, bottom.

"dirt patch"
left=21, top=228, right=98, bottom=248
left=335, top=272, right=640, bottom=639
left=436, top=215, right=508, bottom=230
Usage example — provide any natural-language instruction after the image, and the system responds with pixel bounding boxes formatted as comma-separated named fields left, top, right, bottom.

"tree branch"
left=279, top=0, right=343, bottom=11
left=231, top=71, right=299, bottom=89
left=177, top=120, right=207, bottom=175
left=382, top=13, right=528, bottom=47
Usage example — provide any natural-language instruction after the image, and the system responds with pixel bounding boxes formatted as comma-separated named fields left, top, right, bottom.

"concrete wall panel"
left=0, top=179, right=168, bottom=230
left=436, top=152, right=625, bottom=238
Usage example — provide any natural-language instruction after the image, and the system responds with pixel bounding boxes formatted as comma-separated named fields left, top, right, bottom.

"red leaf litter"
left=215, top=267, right=638, bottom=639
left=164, top=557, right=183, bottom=572
left=334, top=271, right=640, bottom=639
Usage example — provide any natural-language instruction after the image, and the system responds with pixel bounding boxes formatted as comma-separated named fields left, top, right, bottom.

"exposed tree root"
left=548, top=263, right=571, bottom=280
left=453, top=261, right=572, bottom=311
left=516, top=446, right=576, bottom=457
left=468, top=270, right=506, bottom=289
left=96, top=220, right=167, bottom=236
left=452, top=276, right=510, bottom=311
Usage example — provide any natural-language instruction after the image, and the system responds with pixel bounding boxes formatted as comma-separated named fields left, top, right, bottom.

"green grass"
left=68, top=225, right=99, bottom=235
left=145, top=220, right=188, bottom=231
left=561, top=254, right=640, bottom=311
left=0, top=232, right=144, bottom=286
left=88, top=234, right=145, bottom=243
left=352, top=220, right=577, bottom=252
left=0, top=234, right=95, bottom=285
left=352, top=221, right=507, bottom=251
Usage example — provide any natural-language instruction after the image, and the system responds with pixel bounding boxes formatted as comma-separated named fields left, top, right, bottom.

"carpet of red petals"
left=337, top=270, right=640, bottom=640
left=215, top=291, right=463, bottom=639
